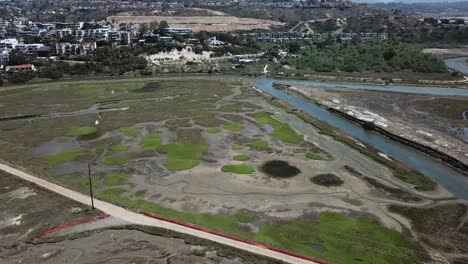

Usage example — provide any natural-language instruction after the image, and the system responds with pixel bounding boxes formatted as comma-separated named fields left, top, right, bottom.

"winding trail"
left=0, top=163, right=321, bottom=264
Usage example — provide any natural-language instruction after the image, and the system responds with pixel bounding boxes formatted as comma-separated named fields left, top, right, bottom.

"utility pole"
left=88, top=163, right=95, bottom=211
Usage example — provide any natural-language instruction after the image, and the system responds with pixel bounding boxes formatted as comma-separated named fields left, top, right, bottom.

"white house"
left=0, top=38, right=19, bottom=51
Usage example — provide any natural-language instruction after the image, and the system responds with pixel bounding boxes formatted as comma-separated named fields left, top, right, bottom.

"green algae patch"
left=103, top=172, right=130, bottom=186
left=110, top=144, right=129, bottom=152
left=233, top=145, right=244, bottom=150
left=159, top=140, right=208, bottom=171
left=222, top=164, right=255, bottom=174
left=139, top=130, right=207, bottom=171
left=233, top=155, right=250, bottom=161
left=207, top=128, right=222, bottom=134
left=101, top=155, right=132, bottom=165
left=224, top=122, right=244, bottom=132
left=252, top=112, right=303, bottom=144
left=120, top=127, right=140, bottom=137
left=306, top=153, right=323, bottom=160
left=234, top=211, right=254, bottom=223
left=250, top=140, right=269, bottom=149
left=68, top=126, right=97, bottom=137
left=47, top=149, right=86, bottom=165
left=140, top=135, right=162, bottom=151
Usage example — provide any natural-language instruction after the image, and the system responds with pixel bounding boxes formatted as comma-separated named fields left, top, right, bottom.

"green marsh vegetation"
left=103, top=172, right=129, bottom=186
left=233, top=155, right=250, bottom=161
left=140, top=130, right=208, bottom=171
left=252, top=112, right=303, bottom=144
left=207, top=128, right=222, bottom=134
left=101, top=155, right=133, bottom=166
left=68, top=126, right=97, bottom=137
left=250, top=140, right=269, bottom=149
left=47, top=149, right=87, bottom=165
left=120, top=127, right=140, bottom=137
left=93, top=187, right=429, bottom=264
left=110, top=144, right=129, bottom=152
left=222, top=164, right=255, bottom=174
left=306, top=152, right=323, bottom=160
left=224, top=122, right=244, bottom=132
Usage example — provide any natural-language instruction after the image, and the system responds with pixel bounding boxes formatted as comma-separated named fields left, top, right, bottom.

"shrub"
left=8, top=71, right=36, bottom=84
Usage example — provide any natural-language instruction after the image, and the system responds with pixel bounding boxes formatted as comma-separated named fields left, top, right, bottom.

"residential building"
left=0, top=50, right=9, bottom=65
left=15, top=43, right=45, bottom=55
left=0, top=38, right=18, bottom=51
left=160, top=28, right=192, bottom=35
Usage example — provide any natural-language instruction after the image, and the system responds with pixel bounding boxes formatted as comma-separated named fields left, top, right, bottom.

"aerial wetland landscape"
left=0, top=75, right=467, bottom=264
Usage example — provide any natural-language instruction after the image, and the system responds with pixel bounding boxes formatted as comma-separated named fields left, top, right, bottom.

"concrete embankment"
left=327, top=107, right=468, bottom=175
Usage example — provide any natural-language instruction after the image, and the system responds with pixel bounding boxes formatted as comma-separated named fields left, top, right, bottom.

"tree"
left=287, top=42, right=301, bottom=53
left=383, top=49, right=395, bottom=61
left=149, top=21, right=159, bottom=33
left=162, top=3, right=170, bottom=12
left=158, top=20, right=170, bottom=31
left=41, top=66, right=63, bottom=80
left=8, top=50, right=28, bottom=65
left=0, top=77, right=3, bottom=86
left=8, top=72, right=36, bottom=84
left=139, top=23, right=149, bottom=37
left=424, top=17, right=438, bottom=26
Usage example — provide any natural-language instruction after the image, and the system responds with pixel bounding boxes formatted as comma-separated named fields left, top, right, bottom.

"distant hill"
left=209, top=4, right=431, bottom=37
left=371, top=1, right=468, bottom=17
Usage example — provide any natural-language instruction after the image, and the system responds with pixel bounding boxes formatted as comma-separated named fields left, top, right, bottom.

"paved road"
left=0, top=163, right=320, bottom=264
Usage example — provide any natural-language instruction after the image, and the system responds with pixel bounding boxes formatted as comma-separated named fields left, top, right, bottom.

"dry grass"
left=107, top=15, right=284, bottom=32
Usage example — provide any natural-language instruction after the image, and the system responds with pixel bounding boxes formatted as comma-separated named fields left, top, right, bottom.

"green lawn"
left=68, top=126, right=97, bottom=137
left=306, top=153, right=323, bottom=160
left=110, top=144, right=129, bottom=152
left=101, top=155, right=132, bottom=165
left=207, top=128, right=222, bottom=134
left=250, top=140, right=269, bottom=149
left=120, top=127, right=140, bottom=137
left=222, top=164, right=255, bottom=174
left=140, top=135, right=162, bottom=151
left=252, top=112, right=303, bottom=144
left=233, top=155, right=250, bottom=161
left=224, top=122, right=244, bottom=132
left=103, top=172, right=129, bottom=186
left=47, top=149, right=87, bottom=165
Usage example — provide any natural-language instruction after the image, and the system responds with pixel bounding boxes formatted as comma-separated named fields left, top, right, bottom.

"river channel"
left=252, top=77, right=468, bottom=200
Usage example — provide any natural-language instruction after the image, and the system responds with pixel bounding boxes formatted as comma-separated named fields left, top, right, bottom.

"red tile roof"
left=8, top=64, right=34, bottom=69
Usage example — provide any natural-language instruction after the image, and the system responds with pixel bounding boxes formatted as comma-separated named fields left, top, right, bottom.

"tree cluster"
left=297, top=41, right=447, bottom=73
left=92, top=46, right=148, bottom=75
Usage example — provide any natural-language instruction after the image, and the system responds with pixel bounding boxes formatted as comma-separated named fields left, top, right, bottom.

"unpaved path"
left=0, top=163, right=320, bottom=264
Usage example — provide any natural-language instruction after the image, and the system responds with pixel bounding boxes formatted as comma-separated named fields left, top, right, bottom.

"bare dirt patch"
left=107, top=15, right=284, bottom=32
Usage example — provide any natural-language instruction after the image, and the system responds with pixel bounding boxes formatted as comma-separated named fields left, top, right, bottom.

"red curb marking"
left=32, top=213, right=109, bottom=240
left=140, top=211, right=328, bottom=264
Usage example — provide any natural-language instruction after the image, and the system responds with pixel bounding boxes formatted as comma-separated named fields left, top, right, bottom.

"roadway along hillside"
left=0, top=163, right=321, bottom=264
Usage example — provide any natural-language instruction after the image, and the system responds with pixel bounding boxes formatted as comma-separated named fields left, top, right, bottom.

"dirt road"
left=0, top=163, right=321, bottom=264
